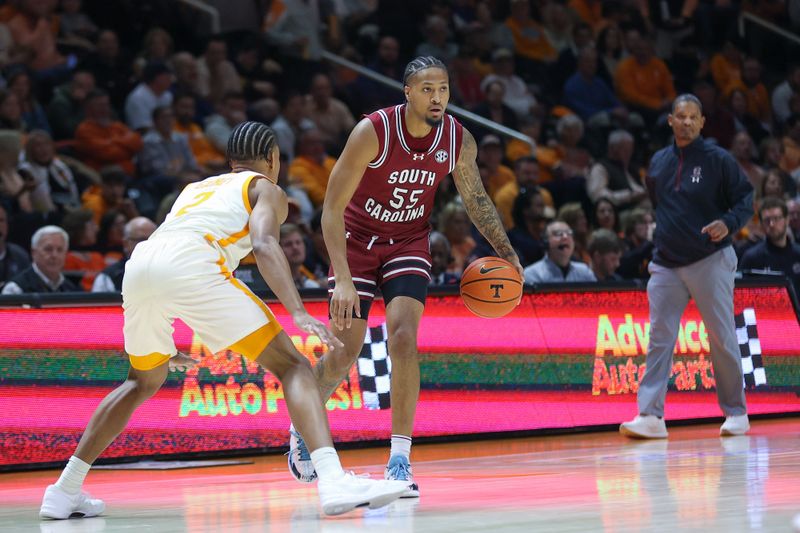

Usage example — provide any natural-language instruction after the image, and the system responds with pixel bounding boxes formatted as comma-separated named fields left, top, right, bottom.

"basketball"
left=460, top=257, right=523, bottom=318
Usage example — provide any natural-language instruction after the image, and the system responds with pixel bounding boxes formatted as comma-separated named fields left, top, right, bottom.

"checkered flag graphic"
left=735, top=308, right=766, bottom=388
left=357, top=323, right=392, bottom=410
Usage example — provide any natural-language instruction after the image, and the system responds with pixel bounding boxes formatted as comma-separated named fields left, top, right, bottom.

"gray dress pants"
left=637, top=246, right=747, bottom=417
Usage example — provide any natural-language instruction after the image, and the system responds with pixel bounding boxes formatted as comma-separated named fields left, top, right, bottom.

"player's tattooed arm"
left=453, top=128, right=518, bottom=265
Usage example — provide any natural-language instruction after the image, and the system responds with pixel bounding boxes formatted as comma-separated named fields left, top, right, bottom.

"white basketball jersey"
left=154, top=171, right=263, bottom=270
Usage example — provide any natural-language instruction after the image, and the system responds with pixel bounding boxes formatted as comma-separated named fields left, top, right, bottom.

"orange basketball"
left=460, top=257, right=523, bottom=318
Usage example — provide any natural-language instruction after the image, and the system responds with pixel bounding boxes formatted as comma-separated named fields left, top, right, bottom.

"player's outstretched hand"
left=169, top=352, right=200, bottom=372
left=293, top=312, right=345, bottom=351
left=329, top=280, right=361, bottom=330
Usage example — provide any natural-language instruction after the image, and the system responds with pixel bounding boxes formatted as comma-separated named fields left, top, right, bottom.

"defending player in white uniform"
left=39, top=122, right=409, bottom=520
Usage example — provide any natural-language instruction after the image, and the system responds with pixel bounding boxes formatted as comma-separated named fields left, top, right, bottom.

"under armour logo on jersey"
left=412, top=153, right=425, bottom=161
left=434, top=149, right=448, bottom=163
left=691, top=166, right=702, bottom=183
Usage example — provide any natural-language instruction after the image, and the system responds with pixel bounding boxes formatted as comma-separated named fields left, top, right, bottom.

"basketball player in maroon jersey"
left=288, top=56, right=522, bottom=496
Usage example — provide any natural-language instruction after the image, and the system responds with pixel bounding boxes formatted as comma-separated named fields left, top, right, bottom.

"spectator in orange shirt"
left=614, top=31, right=676, bottom=124
left=710, top=40, right=743, bottom=94
left=288, top=128, right=336, bottom=209
left=61, top=208, right=107, bottom=292
left=81, top=166, right=138, bottom=225
left=74, top=89, right=143, bottom=176
left=7, top=0, right=70, bottom=76
left=172, top=93, right=226, bottom=173
left=739, top=57, right=772, bottom=124
left=505, top=0, right=556, bottom=81
left=477, top=134, right=515, bottom=198
left=493, top=155, right=555, bottom=230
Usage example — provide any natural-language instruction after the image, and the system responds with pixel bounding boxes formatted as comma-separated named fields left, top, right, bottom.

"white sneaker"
left=317, top=472, right=409, bottom=516
left=720, top=414, right=750, bottom=436
left=619, top=415, right=668, bottom=439
left=287, top=427, right=317, bottom=483
left=792, top=512, right=800, bottom=532
left=39, top=484, right=105, bottom=520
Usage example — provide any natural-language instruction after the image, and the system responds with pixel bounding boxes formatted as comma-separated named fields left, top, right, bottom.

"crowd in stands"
left=1, top=0, right=800, bottom=298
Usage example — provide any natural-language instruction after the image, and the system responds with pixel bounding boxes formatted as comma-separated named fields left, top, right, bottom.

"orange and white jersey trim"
left=154, top=171, right=262, bottom=270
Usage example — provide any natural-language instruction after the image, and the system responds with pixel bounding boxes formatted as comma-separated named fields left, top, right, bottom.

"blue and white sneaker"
left=288, top=427, right=317, bottom=483
left=384, top=455, right=419, bottom=498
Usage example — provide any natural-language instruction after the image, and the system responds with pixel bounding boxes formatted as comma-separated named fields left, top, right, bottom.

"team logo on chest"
left=412, top=152, right=425, bottom=161
left=691, top=166, right=702, bottom=183
left=434, top=149, right=448, bottom=163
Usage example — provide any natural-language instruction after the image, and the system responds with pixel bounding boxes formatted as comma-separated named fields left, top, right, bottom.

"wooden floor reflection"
left=2, top=418, right=799, bottom=532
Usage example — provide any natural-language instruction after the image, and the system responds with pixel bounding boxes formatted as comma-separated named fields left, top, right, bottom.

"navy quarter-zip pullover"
left=645, top=136, right=754, bottom=267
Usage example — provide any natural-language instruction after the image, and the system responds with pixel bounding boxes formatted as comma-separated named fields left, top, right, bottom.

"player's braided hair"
left=403, top=56, right=447, bottom=85
left=226, top=121, right=277, bottom=162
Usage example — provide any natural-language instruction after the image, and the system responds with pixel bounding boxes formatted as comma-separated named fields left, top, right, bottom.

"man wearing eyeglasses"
left=620, top=94, right=754, bottom=439
left=523, top=220, right=596, bottom=283
left=740, top=198, right=800, bottom=298
left=91, top=217, right=156, bottom=292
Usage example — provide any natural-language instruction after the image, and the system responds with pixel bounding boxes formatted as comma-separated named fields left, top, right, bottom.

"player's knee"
left=388, top=327, right=418, bottom=360
left=128, top=374, right=165, bottom=400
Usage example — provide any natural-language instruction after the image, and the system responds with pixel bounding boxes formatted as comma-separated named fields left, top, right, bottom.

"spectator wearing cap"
left=588, top=228, right=624, bottom=281
left=124, top=62, right=174, bottom=132
left=477, top=134, right=515, bottom=198
left=74, top=89, right=143, bottom=176
left=481, top=48, right=537, bottom=119
left=2, top=225, right=80, bottom=294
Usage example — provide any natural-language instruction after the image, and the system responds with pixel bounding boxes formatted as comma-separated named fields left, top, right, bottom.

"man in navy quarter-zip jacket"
left=620, top=93, right=754, bottom=440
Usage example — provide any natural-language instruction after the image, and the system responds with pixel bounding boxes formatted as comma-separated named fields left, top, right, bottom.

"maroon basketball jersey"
left=344, top=104, right=463, bottom=241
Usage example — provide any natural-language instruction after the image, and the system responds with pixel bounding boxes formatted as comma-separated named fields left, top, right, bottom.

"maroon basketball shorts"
left=327, top=231, right=432, bottom=319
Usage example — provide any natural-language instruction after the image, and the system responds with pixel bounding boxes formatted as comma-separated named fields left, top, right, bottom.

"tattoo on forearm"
left=454, top=130, right=515, bottom=259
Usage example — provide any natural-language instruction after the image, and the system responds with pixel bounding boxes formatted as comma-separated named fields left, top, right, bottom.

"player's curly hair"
left=226, top=121, right=277, bottom=162
left=403, top=56, right=447, bottom=85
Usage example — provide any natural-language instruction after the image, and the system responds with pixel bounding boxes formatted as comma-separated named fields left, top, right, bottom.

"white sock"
left=54, top=456, right=91, bottom=495
left=310, top=447, right=345, bottom=482
left=390, top=435, right=412, bottom=460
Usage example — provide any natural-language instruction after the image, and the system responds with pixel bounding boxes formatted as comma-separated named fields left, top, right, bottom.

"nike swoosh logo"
left=479, top=265, right=507, bottom=274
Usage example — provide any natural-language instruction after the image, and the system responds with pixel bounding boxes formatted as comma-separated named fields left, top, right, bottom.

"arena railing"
left=320, top=50, right=537, bottom=153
